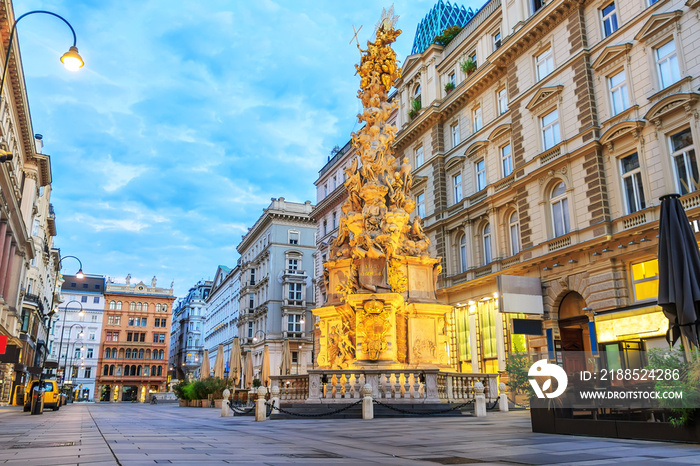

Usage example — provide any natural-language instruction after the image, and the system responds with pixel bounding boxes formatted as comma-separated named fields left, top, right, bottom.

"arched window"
left=550, top=181, right=570, bottom=237
left=118, top=348, right=125, bottom=359
left=187, top=336, right=192, bottom=347
left=144, top=365, right=150, bottom=376
left=137, top=365, right=142, bottom=376
left=157, top=366, right=163, bottom=376
left=136, top=302, right=142, bottom=311
left=109, top=301, right=116, bottom=310
left=116, top=365, right=122, bottom=376
left=145, top=349, right=151, bottom=359
left=105, top=348, right=111, bottom=359
left=143, top=303, right=148, bottom=311
left=112, top=347, right=117, bottom=357
left=116, top=301, right=122, bottom=310
left=482, top=223, right=492, bottom=265
left=138, top=349, right=144, bottom=359
left=125, top=348, right=132, bottom=359
left=459, top=234, right=467, bottom=273
left=509, top=211, right=520, bottom=256
left=103, top=364, right=109, bottom=376
left=162, top=305, right=167, bottom=312
left=414, top=84, right=422, bottom=107
left=130, top=302, right=136, bottom=311
left=156, top=304, right=161, bottom=312
left=159, top=350, right=164, bottom=360
left=109, top=364, right=115, bottom=376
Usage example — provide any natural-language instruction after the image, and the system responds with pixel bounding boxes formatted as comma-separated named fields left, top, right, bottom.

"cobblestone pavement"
left=1, top=403, right=700, bottom=465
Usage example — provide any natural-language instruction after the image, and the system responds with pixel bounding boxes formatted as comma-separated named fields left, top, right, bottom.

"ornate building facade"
left=393, top=0, right=700, bottom=375
left=238, top=197, right=316, bottom=380
left=169, top=279, right=212, bottom=380
left=0, top=0, right=60, bottom=405
left=202, top=265, right=240, bottom=376
left=95, top=277, right=175, bottom=402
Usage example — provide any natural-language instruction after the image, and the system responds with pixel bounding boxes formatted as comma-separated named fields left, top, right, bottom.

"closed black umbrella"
left=658, top=194, right=700, bottom=351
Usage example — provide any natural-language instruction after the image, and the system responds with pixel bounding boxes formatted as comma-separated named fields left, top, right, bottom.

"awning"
left=595, top=305, right=669, bottom=343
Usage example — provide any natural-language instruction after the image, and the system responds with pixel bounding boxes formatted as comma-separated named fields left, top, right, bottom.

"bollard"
left=498, top=382, right=509, bottom=412
left=474, top=381, right=486, bottom=417
left=221, top=389, right=231, bottom=417
left=270, top=386, right=280, bottom=415
left=255, top=386, right=267, bottom=422
left=362, top=383, right=373, bottom=420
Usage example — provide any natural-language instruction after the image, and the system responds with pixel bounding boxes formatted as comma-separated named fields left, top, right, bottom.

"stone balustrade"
left=269, top=369, right=498, bottom=405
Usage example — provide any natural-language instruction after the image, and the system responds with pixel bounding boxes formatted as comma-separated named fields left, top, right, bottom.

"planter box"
left=200, top=399, right=210, bottom=408
left=188, top=399, right=201, bottom=407
left=178, top=400, right=187, bottom=407
left=214, top=399, right=224, bottom=409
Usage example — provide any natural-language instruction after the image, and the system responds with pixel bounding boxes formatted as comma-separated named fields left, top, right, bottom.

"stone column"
left=474, top=381, right=486, bottom=417
left=0, top=236, right=13, bottom=297
left=362, top=383, right=373, bottom=420
left=221, top=389, right=231, bottom=417
left=255, top=386, right=267, bottom=422
left=270, top=386, right=280, bottom=415
left=498, top=382, right=508, bottom=412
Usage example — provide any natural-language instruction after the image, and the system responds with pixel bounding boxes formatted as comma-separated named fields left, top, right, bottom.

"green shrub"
left=181, top=382, right=197, bottom=401
left=506, top=353, right=534, bottom=399
left=444, top=82, right=455, bottom=93
left=173, top=380, right=189, bottom=400
left=408, top=98, right=422, bottom=120
left=252, top=378, right=262, bottom=388
left=646, top=348, right=700, bottom=427
left=460, top=57, right=476, bottom=75
left=203, top=377, right=231, bottom=399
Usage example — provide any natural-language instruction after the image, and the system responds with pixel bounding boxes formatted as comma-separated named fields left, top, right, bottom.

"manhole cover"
left=11, top=441, right=76, bottom=449
left=421, top=458, right=483, bottom=464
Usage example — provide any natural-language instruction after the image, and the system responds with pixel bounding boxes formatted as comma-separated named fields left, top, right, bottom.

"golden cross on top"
left=349, top=24, right=363, bottom=47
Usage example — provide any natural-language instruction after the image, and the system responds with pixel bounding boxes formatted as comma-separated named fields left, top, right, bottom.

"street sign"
left=0, top=335, right=6, bottom=354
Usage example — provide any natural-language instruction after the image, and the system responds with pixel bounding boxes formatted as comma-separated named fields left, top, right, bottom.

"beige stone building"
left=392, top=0, right=699, bottom=375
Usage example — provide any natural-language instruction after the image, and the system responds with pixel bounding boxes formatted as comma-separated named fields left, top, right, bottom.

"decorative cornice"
left=591, top=43, right=632, bottom=71
left=525, top=85, right=564, bottom=111
left=644, top=92, right=700, bottom=126
left=634, top=10, right=683, bottom=42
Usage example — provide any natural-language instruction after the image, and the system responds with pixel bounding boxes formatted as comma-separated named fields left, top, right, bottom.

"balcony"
left=283, top=299, right=305, bottom=308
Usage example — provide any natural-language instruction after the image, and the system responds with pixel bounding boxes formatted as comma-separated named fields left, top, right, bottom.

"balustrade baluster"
left=412, top=372, right=420, bottom=399
left=403, top=373, right=410, bottom=399
left=392, top=373, right=400, bottom=399
left=353, top=373, right=361, bottom=399
left=335, top=375, right=342, bottom=399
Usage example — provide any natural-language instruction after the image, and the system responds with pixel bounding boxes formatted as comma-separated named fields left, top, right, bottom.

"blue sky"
left=14, top=0, right=481, bottom=298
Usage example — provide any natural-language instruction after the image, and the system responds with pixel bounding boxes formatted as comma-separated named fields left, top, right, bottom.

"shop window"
left=455, top=306, right=472, bottom=372
left=630, top=259, right=659, bottom=302
left=478, top=300, right=498, bottom=373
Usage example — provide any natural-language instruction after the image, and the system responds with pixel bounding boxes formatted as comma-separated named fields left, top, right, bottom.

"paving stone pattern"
left=1, top=403, right=700, bottom=465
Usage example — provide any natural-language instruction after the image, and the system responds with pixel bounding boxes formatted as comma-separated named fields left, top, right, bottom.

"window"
left=656, top=39, right=680, bottom=90
left=541, top=109, right=561, bottom=150
left=473, top=107, right=482, bottom=133
left=108, top=315, right=121, bottom=325
left=601, top=2, right=618, bottom=38
left=288, top=258, right=299, bottom=273
left=140, top=333, right=145, bottom=342
left=482, top=223, right=492, bottom=265
left=89, top=331, right=95, bottom=340
left=470, top=52, right=477, bottom=68
left=608, top=70, right=629, bottom=116
left=414, top=84, right=422, bottom=108
left=631, top=259, right=659, bottom=301
left=125, top=348, right=132, bottom=359
left=93, top=297, right=100, bottom=304
left=493, top=30, right=501, bottom=51
left=670, top=128, right=698, bottom=195
left=156, top=304, right=161, bottom=312
left=497, top=88, right=508, bottom=115
left=509, top=212, right=521, bottom=256
left=501, top=144, right=512, bottom=177
left=247, top=322, right=253, bottom=338
left=288, top=283, right=303, bottom=304
left=289, top=230, right=299, bottom=245
left=116, top=301, right=122, bottom=310
left=127, top=332, right=133, bottom=342
left=109, top=300, right=115, bottom=310
left=451, top=122, right=460, bottom=147
left=162, top=305, right=167, bottom=312
left=453, top=173, right=463, bottom=203
left=536, top=48, right=553, bottom=81
left=476, top=159, right=486, bottom=191
left=620, top=153, right=647, bottom=214
left=250, top=268, right=255, bottom=285
left=416, top=192, right=425, bottom=218
left=415, top=145, right=424, bottom=167
left=332, top=175, right=337, bottom=189
left=82, top=283, right=88, bottom=289
left=459, top=234, right=468, bottom=273
left=332, top=212, right=337, bottom=230
left=530, top=0, right=544, bottom=15
left=550, top=182, right=570, bottom=237
left=105, top=348, right=111, bottom=358
left=249, top=294, right=255, bottom=310
left=136, top=302, right=142, bottom=311
left=287, top=314, right=302, bottom=333
left=448, top=72, right=455, bottom=86
left=81, top=296, right=87, bottom=303
left=130, top=302, right=135, bottom=311
left=323, top=220, right=327, bottom=236
left=74, top=348, right=81, bottom=358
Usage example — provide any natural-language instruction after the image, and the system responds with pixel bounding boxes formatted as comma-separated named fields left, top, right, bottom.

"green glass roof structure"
left=411, top=0, right=477, bottom=55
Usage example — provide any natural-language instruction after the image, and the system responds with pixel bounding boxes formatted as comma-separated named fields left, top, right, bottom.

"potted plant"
left=408, top=98, right=421, bottom=120
left=173, top=380, right=189, bottom=407
left=433, top=25, right=462, bottom=47
left=444, top=82, right=455, bottom=94
left=461, top=57, right=477, bottom=76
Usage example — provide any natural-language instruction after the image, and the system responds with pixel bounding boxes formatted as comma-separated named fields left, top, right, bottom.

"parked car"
left=23, top=379, right=61, bottom=412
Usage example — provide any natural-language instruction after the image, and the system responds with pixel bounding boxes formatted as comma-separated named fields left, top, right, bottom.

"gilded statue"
left=329, top=7, right=433, bottom=297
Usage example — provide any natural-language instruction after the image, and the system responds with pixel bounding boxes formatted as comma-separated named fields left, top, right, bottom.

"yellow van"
left=23, top=379, right=61, bottom=411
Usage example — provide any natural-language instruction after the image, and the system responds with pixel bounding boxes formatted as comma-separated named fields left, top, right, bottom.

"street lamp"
left=252, top=330, right=266, bottom=343
left=55, top=299, right=83, bottom=382
left=61, top=323, right=84, bottom=397
left=0, top=10, right=84, bottom=108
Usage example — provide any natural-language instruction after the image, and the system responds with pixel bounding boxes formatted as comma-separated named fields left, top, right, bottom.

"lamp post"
left=61, top=323, right=84, bottom=390
left=65, top=338, right=84, bottom=401
left=252, top=330, right=266, bottom=343
left=0, top=10, right=84, bottom=104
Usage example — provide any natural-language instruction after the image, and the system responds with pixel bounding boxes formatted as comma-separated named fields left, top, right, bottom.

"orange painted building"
left=95, top=278, right=175, bottom=402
